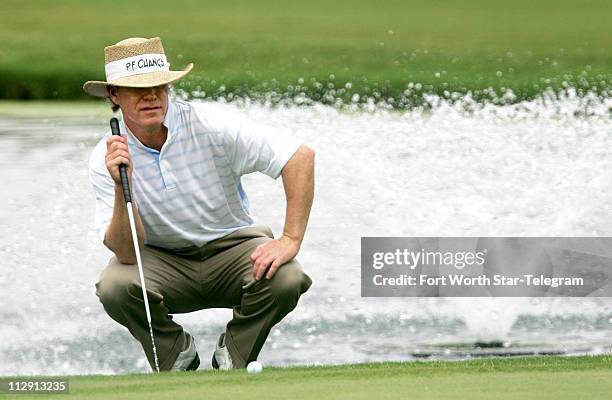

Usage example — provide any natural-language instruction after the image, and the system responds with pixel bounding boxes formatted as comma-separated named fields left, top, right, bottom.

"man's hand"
left=250, top=234, right=301, bottom=280
left=106, top=135, right=132, bottom=185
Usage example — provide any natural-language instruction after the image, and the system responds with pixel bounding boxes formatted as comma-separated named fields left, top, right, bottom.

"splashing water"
left=0, top=90, right=611, bottom=375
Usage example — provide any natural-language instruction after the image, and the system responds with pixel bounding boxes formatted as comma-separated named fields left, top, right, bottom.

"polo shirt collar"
left=163, top=98, right=176, bottom=134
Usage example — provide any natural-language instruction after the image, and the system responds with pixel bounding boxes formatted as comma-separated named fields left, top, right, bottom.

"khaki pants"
left=94, top=226, right=312, bottom=370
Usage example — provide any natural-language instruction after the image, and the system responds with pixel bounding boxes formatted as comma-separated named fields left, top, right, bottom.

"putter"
left=110, top=117, right=161, bottom=373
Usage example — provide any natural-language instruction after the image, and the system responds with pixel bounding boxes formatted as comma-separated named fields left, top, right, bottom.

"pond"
left=1, top=93, right=611, bottom=375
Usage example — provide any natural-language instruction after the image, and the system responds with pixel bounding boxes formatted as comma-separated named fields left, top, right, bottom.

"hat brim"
left=83, top=63, right=194, bottom=97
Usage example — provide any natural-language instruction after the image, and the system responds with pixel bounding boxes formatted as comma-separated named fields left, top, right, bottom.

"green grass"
left=2, top=355, right=612, bottom=399
left=0, top=0, right=610, bottom=106
left=0, top=100, right=109, bottom=118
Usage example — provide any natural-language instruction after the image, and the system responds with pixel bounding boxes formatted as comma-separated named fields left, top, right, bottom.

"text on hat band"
left=105, top=53, right=170, bottom=81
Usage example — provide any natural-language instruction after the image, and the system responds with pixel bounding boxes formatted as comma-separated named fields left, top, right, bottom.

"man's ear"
left=108, top=86, right=119, bottom=103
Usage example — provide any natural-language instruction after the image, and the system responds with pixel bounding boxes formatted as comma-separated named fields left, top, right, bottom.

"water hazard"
left=1, top=91, right=611, bottom=375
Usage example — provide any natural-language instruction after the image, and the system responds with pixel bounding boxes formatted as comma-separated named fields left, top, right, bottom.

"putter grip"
left=109, top=118, right=132, bottom=203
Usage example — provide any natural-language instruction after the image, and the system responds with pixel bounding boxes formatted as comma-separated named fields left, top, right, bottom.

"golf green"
left=0, top=0, right=610, bottom=104
left=2, top=355, right=611, bottom=399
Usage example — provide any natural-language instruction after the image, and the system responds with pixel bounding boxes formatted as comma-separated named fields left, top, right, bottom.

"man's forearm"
left=281, top=144, right=315, bottom=247
left=104, top=185, right=146, bottom=264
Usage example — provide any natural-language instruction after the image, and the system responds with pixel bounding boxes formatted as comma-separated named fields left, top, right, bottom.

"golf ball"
left=247, top=361, right=263, bottom=374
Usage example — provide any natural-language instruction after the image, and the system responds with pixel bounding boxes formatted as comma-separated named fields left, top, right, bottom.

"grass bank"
left=2, top=355, right=611, bottom=399
left=0, top=0, right=610, bottom=106
left=0, top=100, right=109, bottom=118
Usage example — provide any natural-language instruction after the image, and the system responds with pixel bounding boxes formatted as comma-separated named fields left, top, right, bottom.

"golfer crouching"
left=84, top=37, right=314, bottom=371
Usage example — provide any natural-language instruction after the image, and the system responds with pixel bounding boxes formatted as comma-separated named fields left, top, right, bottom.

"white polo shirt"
left=88, top=99, right=302, bottom=249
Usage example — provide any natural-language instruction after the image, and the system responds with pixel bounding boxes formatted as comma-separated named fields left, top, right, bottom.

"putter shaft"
left=110, top=117, right=160, bottom=373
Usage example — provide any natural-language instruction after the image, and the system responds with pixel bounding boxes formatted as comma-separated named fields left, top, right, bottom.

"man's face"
left=109, top=85, right=169, bottom=131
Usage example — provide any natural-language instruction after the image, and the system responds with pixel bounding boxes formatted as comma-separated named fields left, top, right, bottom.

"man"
left=84, top=37, right=314, bottom=371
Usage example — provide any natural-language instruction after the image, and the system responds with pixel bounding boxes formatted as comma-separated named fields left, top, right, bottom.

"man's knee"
left=269, top=261, right=312, bottom=302
left=95, top=258, right=140, bottom=307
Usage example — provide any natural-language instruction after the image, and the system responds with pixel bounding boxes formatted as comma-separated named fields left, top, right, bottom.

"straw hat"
left=83, top=37, right=193, bottom=97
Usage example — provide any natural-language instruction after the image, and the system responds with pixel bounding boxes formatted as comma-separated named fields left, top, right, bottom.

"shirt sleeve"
left=225, top=115, right=303, bottom=179
left=88, top=143, right=115, bottom=242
